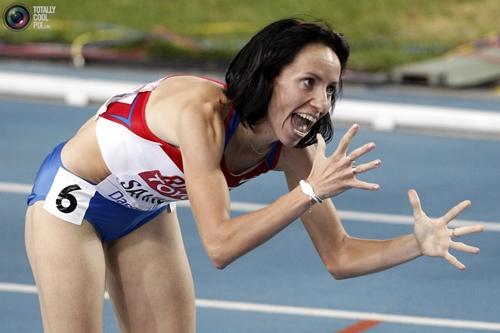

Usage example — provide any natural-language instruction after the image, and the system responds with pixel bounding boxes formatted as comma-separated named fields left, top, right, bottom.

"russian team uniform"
left=27, top=77, right=282, bottom=241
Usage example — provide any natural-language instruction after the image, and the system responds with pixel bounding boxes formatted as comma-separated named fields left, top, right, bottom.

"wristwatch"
left=299, top=180, right=323, bottom=204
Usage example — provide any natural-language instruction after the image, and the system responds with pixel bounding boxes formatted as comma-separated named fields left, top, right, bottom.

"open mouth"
left=291, top=112, right=316, bottom=137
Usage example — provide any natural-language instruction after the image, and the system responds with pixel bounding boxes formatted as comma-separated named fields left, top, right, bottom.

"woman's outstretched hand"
left=408, top=189, right=484, bottom=270
left=307, top=124, right=381, bottom=199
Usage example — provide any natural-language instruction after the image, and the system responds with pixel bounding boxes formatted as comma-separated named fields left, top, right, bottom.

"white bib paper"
left=43, top=167, right=97, bottom=225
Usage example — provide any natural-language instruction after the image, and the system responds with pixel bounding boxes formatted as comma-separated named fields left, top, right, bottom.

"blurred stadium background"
left=1, top=0, right=499, bottom=82
left=1, top=0, right=499, bottom=134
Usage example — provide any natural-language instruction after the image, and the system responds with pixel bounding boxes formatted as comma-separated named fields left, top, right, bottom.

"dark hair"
left=225, top=18, right=350, bottom=147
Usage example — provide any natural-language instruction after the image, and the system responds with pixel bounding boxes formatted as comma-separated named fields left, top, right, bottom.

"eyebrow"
left=304, top=72, right=338, bottom=86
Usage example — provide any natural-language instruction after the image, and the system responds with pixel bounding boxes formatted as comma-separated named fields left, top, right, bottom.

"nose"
left=310, top=89, right=331, bottom=115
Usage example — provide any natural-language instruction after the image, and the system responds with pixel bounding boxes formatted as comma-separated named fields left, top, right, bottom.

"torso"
left=61, top=76, right=283, bottom=210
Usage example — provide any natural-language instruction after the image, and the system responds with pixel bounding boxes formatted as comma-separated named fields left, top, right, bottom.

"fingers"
left=315, top=134, right=327, bottom=158
left=449, top=241, right=480, bottom=254
left=336, top=124, right=359, bottom=156
left=347, top=142, right=376, bottom=162
left=407, top=189, right=424, bottom=218
left=351, top=180, right=380, bottom=191
left=442, top=200, right=472, bottom=224
left=444, top=251, right=466, bottom=270
left=347, top=158, right=381, bottom=191
left=350, top=161, right=381, bottom=190
left=444, top=225, right=483, bottom=270
left=351, top=159, right=382, bottom=175
left=450, top=225, right=484, bottom=237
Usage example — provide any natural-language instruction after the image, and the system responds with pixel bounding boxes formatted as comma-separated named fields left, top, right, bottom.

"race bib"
left=43, top=167, right=97, bottom=225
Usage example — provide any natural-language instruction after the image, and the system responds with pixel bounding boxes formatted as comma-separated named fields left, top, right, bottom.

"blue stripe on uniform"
left=107, top=94, right=139, bottom=128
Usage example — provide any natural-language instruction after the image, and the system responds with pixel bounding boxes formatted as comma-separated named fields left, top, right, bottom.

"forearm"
left=206, top=185, right=312, bottom=268
left=332, top=233, right=422, bottom=279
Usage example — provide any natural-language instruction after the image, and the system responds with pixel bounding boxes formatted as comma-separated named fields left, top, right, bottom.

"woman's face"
left=267, top=43, right=341, bottom=147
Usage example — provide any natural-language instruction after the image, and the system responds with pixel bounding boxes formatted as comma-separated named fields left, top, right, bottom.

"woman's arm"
left=178, top=99, right=316, bottom=269
left=280, top=135, right=483, bottom=279
left=280, top=136, right=421, bottom=279
left=173, top=85, right=378, bottom=269
left=285, top=172, right=422, bottom=279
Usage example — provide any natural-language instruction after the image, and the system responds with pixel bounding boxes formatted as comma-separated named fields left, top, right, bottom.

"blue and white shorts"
left=27, top=142, right=170, bottom=241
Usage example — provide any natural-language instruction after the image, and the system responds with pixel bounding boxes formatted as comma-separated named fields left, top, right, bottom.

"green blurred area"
left=1, top=0, right=498, bottom=71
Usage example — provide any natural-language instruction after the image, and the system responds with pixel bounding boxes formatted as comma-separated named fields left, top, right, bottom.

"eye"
left=302, top=78, right=314, bottom=89
left=326, top=85, right=336, bottom=97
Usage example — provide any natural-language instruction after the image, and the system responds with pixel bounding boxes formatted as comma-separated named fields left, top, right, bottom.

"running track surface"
left=0, top=67, right=499, bottom=332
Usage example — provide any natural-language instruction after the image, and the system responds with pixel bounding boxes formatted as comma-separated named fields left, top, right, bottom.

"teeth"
left=291, top=113, right=317, bottom=138
left=293, top=129, right=306, bottom=138
left=297, top=113, right=316, bottom=123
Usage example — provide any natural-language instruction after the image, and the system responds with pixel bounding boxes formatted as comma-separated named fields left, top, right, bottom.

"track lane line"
left=2, top=181, right=499, bottom=231
left=1, top=282, right=500, bottom=331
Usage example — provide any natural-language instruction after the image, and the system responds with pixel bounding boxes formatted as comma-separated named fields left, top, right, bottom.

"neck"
left=236, top=123, right=274, bottom=156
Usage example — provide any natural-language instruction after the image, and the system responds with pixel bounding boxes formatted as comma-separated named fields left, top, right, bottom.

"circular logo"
left=3, top=4, right=30, bottom=31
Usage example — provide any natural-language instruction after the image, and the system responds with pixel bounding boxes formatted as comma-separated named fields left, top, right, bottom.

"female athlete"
left=25, top=18, right=483, bottom=332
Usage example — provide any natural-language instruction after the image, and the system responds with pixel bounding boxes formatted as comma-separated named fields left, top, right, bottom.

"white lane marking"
left=0, top=182, right=32, bottom=194
left=181, top=200, right=500, bottom=231
left=1, top=282, right=499, bottom=331
left=3, top=181, right=499, bottom=231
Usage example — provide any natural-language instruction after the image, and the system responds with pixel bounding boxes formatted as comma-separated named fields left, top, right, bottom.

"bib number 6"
left=43, top=167, right=96, bottom=225
left=56, top=184, right=82, bottom=213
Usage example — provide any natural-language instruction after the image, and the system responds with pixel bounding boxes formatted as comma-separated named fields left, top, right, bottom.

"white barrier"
left=1, top=71, right=499, bottom=137
left=335, top=99, right=500, bottom=135
left=0, top=72, right=138, bottom=106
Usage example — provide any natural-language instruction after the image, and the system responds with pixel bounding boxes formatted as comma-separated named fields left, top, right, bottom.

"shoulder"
left=147, top=76, right=229, bottom=146
left=151, top=76, right=227, bottom=112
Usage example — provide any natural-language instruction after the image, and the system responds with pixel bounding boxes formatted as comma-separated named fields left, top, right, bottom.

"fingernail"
left=368, top=142, right=375, bottom=149
left=373, top=184, right=380, bottom=190
left=375, top=159, right=382, bottom=166
left=353, top=124, right=359, bottom=130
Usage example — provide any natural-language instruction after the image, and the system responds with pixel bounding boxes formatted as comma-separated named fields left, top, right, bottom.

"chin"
left=280, top=135, right=303, bottom=148
left=282, top=141, right=298, bottom=149
left=277, top=124, right=309, bottom=147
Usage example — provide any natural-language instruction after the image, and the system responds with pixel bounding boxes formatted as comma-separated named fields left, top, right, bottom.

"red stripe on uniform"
left=100, top=91, right=184, bottom=172
left=131, top=92, right=184, bottom=171
left=100, top=102, right=132, bottom=127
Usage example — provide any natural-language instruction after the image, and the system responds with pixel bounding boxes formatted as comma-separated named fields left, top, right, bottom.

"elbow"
left=326, top=255, right=363, bottom=280
left=326, top=261, right=350, bottom=280
left=201, top=222, right=241, bottom=270
left=209, top=252, right=229, bottom=270
left=205, top=238, right=233, bottom=270
left=325, top=246, right=354, bottom=280
left=327, top=266, right=351, bottom=280
left=200, top=223, right=233, bottom=270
